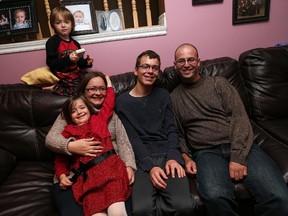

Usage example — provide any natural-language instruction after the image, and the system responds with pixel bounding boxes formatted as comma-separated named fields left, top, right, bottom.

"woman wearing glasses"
left=45, top=71, right=136, bottom=216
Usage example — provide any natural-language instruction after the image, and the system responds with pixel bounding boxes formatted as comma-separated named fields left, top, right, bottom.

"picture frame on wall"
left=96, top=9, right=123, bottom=33
left=192, top=0, right=223, bottom=5
left=233, top=0, right=270, bottom=25
left=0, top=0, right=38, bottom=37
left=61, top=0, right=98, bottom=35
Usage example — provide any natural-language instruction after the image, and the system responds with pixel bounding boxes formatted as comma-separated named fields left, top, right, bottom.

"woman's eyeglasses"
left=85, top=86, right=107, bottom=93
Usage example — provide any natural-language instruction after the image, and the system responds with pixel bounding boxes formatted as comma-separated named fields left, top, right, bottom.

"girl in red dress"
left=54, top=75, right=131, bottom=216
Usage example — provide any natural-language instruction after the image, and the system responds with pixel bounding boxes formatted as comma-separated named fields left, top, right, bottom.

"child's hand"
left=59, top=174, right=72, bottom=190
left=86, top=55, right=94, bottom=65
left=105, top=74, right=112, bottom=87
left=69, top=52, right=79, bottom=63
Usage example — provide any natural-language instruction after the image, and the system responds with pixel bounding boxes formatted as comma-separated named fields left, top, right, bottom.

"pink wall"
left=1, top=0, right=288, bottom=84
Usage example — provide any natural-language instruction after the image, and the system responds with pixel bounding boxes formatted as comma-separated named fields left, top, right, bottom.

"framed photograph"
left=96, top=9, right=123, bottom=33
left=192, top=0, right=223, bottom=5
left=61, top=0, right=98, bottom=35
left=0, top=0, right=38, bottom=37
left=233, top=0, right=270, bottom=25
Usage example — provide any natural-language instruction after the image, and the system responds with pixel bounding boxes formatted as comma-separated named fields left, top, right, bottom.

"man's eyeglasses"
left=85, top=86, right=107, bottom=93
left=175, top=57, right=199, bottom=66
left=137, top=64, right=160, bottom=72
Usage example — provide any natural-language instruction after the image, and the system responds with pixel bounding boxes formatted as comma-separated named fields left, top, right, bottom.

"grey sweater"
left=171, top=76, right=253, bottom=165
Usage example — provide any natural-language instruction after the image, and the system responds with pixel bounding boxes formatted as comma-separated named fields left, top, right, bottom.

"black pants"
left=52, top=183, right=132, bottom=216
left=132, top=158, right=195, bottom=216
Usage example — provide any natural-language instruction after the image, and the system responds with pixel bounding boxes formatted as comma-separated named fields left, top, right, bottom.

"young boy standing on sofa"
left=171, top=43, right=288, bottom=216
left=46, top=6, right=93, bottom=96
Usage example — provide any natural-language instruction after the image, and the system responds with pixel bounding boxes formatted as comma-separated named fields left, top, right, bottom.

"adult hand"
left=126, top=167, right=135, bottom=185
left=165, top=159, right=186, bottom=178
left=149, top=166, right=168, bottom=190
left=182, top=153, right=197, bottom=175
left=68, top=138, right=102, bottom=156
left=229, top=161, right=247, bottom=180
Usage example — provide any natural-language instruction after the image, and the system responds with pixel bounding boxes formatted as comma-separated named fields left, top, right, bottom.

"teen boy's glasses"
left=85, top=87, right=107, bottom=93
left=137, top=64, right=160, bottom=72
left=175, top=57, right=199, bottom=66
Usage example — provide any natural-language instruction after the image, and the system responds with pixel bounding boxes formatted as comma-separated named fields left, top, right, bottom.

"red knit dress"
left=55, top=88, right=131, bottom=216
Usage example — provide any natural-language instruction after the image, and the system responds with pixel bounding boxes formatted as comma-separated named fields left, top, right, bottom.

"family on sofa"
left=1, top=44, right=288, bottom=216
left=43, top=41, right=288, bottom=216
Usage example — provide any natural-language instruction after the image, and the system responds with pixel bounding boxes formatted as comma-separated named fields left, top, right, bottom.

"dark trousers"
left=52, top=183, right=83, bottom=216
left=132, top=158, right=195, bottom=216
left=52, top=182, right=132, bottom=216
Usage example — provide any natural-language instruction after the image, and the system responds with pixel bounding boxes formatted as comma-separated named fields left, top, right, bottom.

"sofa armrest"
left=0, top=148, right=17, bottom=184
left=252, top=121, right=288, bottom=183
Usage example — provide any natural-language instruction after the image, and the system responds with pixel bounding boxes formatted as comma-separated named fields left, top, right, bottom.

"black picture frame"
left=192, top=0, right=223, bottom=5
left=233, top=0, right=270, bottom=25
left=61, top=0, right=98, bottom=36
left=0, top=0, right=38, bottom=37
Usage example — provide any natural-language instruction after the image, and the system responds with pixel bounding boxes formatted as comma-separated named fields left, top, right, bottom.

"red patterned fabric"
left=55, top=88, right=131, bottom=215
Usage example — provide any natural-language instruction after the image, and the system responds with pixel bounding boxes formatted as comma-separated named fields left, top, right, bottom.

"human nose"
left=147, top=66, right=154, bottom=72
left=93, top=89, right=102, bottom=94
left=183, top=59, right=190, bottom=66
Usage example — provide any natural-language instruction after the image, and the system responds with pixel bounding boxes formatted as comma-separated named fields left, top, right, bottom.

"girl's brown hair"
left=61, top=95, right=96, bottom=125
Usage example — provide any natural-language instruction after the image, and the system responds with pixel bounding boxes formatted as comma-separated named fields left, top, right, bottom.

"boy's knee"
left=176, top=202, right=195, bottom=215
left=132, top=205, right=154, bottom=216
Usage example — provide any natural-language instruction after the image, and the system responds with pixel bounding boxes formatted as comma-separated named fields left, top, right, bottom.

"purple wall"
left=1, top=0, right=287, bottom=84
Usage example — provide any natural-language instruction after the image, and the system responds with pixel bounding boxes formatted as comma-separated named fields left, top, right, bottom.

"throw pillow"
left=21, top=66, right=59, bottom=87
left=0, top=148, right=17, bottom=184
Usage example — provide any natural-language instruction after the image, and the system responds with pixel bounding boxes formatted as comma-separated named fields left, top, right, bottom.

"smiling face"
left=174, top=44, right=201, bottom=84
left=134, top=55, right=160, bottom=87
left=84, top=76, right=107, bottom=109
left=70, top=98, right=91, bottom=125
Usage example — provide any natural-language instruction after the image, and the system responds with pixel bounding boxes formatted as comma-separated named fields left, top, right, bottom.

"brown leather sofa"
left=1, top=45, right=288, bottom=216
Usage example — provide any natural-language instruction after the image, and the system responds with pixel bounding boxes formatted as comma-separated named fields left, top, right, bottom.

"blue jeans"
left=193, top=143, right=288, bottom=216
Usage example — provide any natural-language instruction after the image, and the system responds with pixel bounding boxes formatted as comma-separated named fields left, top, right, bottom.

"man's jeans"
left=193, top=143, right=288, bottom=216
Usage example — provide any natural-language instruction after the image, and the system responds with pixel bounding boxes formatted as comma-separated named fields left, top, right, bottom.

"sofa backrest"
left=239, top=46, right=288, bottom=121
left=0, top=56, right=249, bottom=161
left=0, top=85, right=67, bottom=160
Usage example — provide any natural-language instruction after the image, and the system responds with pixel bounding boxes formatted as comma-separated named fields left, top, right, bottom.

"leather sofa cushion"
left=0, top=161, right=57, bottom=216
left=239, top=46, right=288, bottom=147
left=0, top=87, right=67, bottom=160
left=239, top=46, right=288, bottom=120
left=256, top=118, right=288, bottom=147
left=0, top=148, right=17, bottom=184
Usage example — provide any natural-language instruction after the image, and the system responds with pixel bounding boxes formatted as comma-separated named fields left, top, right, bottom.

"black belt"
left=70, top=149, right=115, bottom=183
